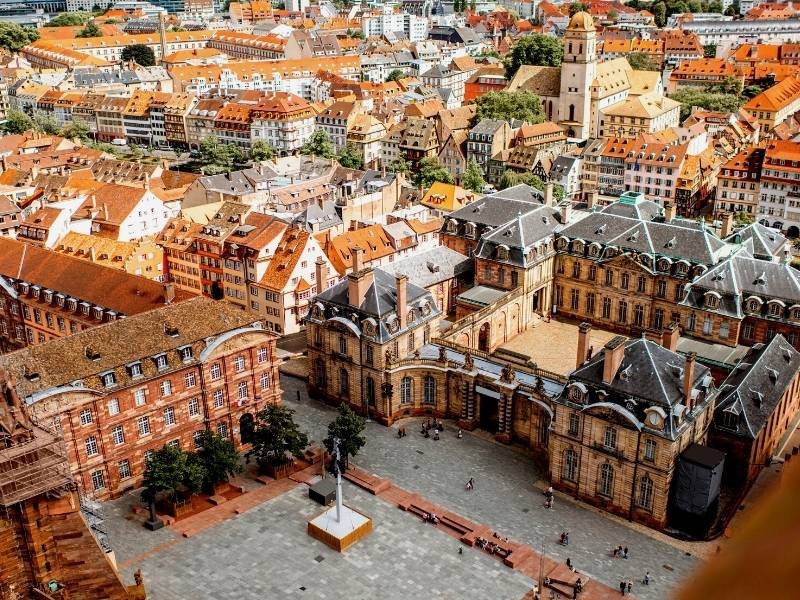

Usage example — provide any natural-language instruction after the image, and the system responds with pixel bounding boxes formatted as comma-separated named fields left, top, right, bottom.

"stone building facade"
left=0, top=297, right=281, bottom=501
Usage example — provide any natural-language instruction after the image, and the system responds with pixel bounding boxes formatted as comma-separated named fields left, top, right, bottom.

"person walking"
left=623, top=546, right=629, bottom=559
left=626, top=581, right=633, bottom=594
left=619, top=581, right=626, bottom=596
left=643, top=572, right=650, bottom=586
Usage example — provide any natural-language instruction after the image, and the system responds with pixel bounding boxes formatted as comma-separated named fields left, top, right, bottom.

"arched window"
left=568, top=413, right=580, bottom=435
left=400, top=376, right=413, bottom=404
left=424, top=376, right=436, bottom=404
left=569, top=104, right=575, bottom=121
left=563, top=448, right=578, bottom=482
left=315, top=358, right=326, bottom=388
left=599, top=463, right=614, bottom=497
left=338, top=333, right=347, bottom=355
left=339, top=368, right=349, bottom=398
left=637, top=474, right=654, bottom=510
left=366, top=376, right=376, bottom=406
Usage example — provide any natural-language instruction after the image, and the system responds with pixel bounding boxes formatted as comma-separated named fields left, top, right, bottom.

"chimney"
left=238, top=212, right=245, bottom=226
left=144, top=172, right=151, bottom=189
left=587, top=189, right=598, bottom=209
left=347, top=257, right=373, bottom=308
left=396, top=274, right=407, bottom=330
left=544, top=181, right=555, bottom=206
left=560, top=200, right=571, bottom=224
left=720, top=212, right=734, bottom=238
left=163, top=282, right=176, bottom=304
left=102, top=203, right=109, bottom=221
left=89, top=247, right=96, bottom=262
left=664, top=202, right=676, bottom=222
left=662, top=322, right=680, bottom=352
left=683, top=352, right=697, bottom=411
left=315, top=256, right=327, bottom=295
left=91, top=194, right=97, bottom=209
left=577, top=322, right=592, bottom=368
left=601, top=336, right=627, bottom=385
left=352, top=245, right=364, bottom=273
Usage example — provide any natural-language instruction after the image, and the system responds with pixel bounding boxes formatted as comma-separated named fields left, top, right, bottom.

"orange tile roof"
left=318, top=224, right=394, bottom=275
left=76, top=183, right=149, bottom=227
left=672, top=58, right=737, bottom=77
left=259, top=227, right=310, bottom=290
left=745, top=76, right=800, bottom=112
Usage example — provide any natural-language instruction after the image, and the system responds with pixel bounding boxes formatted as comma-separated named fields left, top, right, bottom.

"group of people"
left=543, top=486, right=555, bottom=509
left=475, top=537, right=505, bottom=556
left=396, top=426, right=408, bottom=438
left=619, top=580, right=633, bottom=596
left=420, top=511, right=439, bottom=525
left=421, top=419, right=444, bottom=440
left=559, top=531, right=569, bottom=546
left=612, top=545, right=629, bottom=559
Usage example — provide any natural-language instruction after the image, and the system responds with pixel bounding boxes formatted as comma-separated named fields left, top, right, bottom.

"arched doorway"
left=239, top=413, right=254, bottom=444
left=478, top=322, right=490, bottom=352
left=787, top=225, right=799, bottom=239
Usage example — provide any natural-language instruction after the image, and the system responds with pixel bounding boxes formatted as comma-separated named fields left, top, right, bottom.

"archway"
left=478, top=322, right=490, bottom=352
left=787, top=225, right=799, bottom=239
left=239, top=413, right=254, bottom=444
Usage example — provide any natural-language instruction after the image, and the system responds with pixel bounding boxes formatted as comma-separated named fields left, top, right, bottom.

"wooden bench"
left=439, top=514, right=471, bottom=536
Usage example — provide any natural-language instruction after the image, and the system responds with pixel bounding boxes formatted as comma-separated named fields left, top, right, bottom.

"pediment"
left=599, top=252, right=655, bottom=274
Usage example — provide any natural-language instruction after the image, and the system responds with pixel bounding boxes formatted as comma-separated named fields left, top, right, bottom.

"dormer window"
left=496, top=245, right=509, bottom=260
left=746, top=297, right=762, bottom=313
left=464, top=223, right=476, bottom=239
left=704, top=292, right=720, bottom=309
left=675, top=261, right=688, bottom=276
left=93, top=307, right=103, bottom=320
left=80, top=302, right=90, bottom=316
left=67, top=298, right=78, bottom=311
left=154, top=354, right=168, bottom=370
left=446, top=219, right=457, bottom=233
left=100, top=371, right=116, bottom=388
left=56, top=294, right=65, bottom=307
left=721, top=409, right=739, bottom=430
left=44, top=290, right=53, bottom=303
left=128, top=362, right=143, bottom=378
left=179, top=346, right=193, bottom=362
left=768, top=301, right=784, bottom=317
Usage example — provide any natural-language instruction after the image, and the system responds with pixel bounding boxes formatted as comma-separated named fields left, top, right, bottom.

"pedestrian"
left=619, top=581, right=626, bottom=596
left=457, top=429, right=463, bottom=438
left=433, top=431, right=440, bottom=441
left=612, top=547, right=618, bottom=558
left=623, top=546, right=628, bottom=559
left=643, top=572, right=650, bottom=586
left=566, top=557, right=572, bottom=570
left=458, top=547, right=463, bottom=555
left=627, top=581, right=632, bottom=594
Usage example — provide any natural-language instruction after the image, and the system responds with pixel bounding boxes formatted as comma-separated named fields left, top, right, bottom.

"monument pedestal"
left=307, top=504, right=372, bottom=552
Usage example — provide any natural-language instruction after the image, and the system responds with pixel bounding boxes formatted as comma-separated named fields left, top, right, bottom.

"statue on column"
left=500, top=364, right=516, bottom=383
left=438, top=345, right=447, bottom=362
left=463, top=352, right=474, bottom=371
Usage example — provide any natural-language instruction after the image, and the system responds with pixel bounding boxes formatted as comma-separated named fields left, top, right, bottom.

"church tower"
left=557, top=12, right=597, bottom=140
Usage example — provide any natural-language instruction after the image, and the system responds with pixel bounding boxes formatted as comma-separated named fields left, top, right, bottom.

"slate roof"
left=550, top=155, right=580, bottom=179
left=599, top=194, right=663, bottom=221
left=313, top=269, right=439, bottom=343
left=725, top=222, right=787, bottom=260
left=381, top=246, right=472, bottom=288
left=292, top=200, right=342, bottom=233
left=447, top=184, right=544, bottom=227
left=715, top=335, right=800, bottom=440
left=476, top=206, right=564, bottom=267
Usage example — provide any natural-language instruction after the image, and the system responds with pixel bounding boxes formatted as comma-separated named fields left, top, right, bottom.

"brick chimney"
left=163, top=282, right=175, bottom=304
left=664, top=202, right=676, bottom=222
left=720, top=212, right=734, bottom=238
left=544, top=181, right=555, bottom=206
left=347, top=247, right=372, bottom=307
left=662, top=322, right=680, bottom=352
left=601, top=336, right=627, bottom=385
left=577, top=322, right=592, bottom=368
left=396, top=274, right=407, bottom=330
left=315, top=256, right=327, bottom=295
left=102, top=203, right=109, bottom=221
left=560, top=201, right=571, bottom=224
left=684, top=352, right=696, bottom=411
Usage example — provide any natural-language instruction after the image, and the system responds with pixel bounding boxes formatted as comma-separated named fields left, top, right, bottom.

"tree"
left=76, top=22, right=102, bottom=37
left=2, top=109, right=33, bottom=134
left=462, top=158, right=486, bottom=193
left=475, top=90, right=545, bottom=124
left=708, top=0, right=723, bottom=12
left=33, top=113, right=59, bottom=135
left=652, top=2, right=667, bottom=27
left=414, top=156, right=454, bottom=189
left=626, top=52, right=660, bottom=71
left=60, top=120, right=91, bottom=142
left=724, top=1, right=739, bottom=16
left=48, top=12, right=92, bottom=26
left=194, top=430, right=243, bottom=492
left=0, top=22, right=39, bottom=52
left=121, top=44, right=156, bottom=67
left=389, top=156, right=410, bottom=175
left=668, top=89, right=745, bottom=121
left=569, top=2, right=589, bottom=16
left=607, top=9, right=619, bottom=21
left=300, top=129, right=334, bottom=159
left=198, top=136, right=246, bottom=174
left=703, top=44, right=717, bottom=58
left=385, top=69, right=405, bottom=82
left=503, top=34, right=563, bottom=79
left=250, top=139, right=275, bottom=162
left=706, top=76, right=743, bottom=96
left=248, top=404, right=309, bottom=470
left=743, top=84, right=764, bottom=99
left=733, top=211, right=754, bottom=227
left=323, top=404, right=366, bottom=472
left=347, top=28, right=365, bottom=39
left=141, top=445, right=205, bottom=505
left=337, top=143, right=364, bottom=170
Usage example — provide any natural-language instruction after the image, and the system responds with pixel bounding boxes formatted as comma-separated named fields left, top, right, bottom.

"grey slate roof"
left=447, top=184, right=544, bottom=228
left=292, top=200, right=342, bottom=233
left=470, top=118, right=507, bottom=136
left=550, top=155, right=579, bottom=179
left=457, top=285, right=507, bottom=307
left=725, top=222, right=787, bottom=260
left=313, top=268, right=439, bottom=343
left=476, top=206, right=563, bottom=266
left=599, top=196, right=663, bottom=221
left=381, top=246, right=472, bottom=288
left=715, top=335, right=800, bottom=439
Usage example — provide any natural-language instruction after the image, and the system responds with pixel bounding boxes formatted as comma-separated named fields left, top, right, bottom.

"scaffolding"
left=0, top=423, right=73, bottom=508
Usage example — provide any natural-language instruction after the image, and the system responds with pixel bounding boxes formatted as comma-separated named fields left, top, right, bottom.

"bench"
left=439, top=514, right=471, bottom=536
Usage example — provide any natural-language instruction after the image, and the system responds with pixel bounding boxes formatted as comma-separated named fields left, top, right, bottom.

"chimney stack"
left=662, top=322, right=680, bottom=352
left=352, top=245, right=364, bottom=273
left=587, top=189, right=598, bottom=209
left=396, top=274, right=408, bottom=330
left=560, top=200, right=572, bottom=224
left=347, top=247, right=372, bottom=307
left=720, top=212, right=734, bottom=239
left=664, top=202, right=676, bottom=222
left=163, top=282, right=175, bottom=304
left=102, top=203, right=109, bottom=221
left=577, top=322, right=592, bottom=368
left=315, top=256, right=327, bottom=295
left=601, top=336, right=627, bottom=385
left=684, top=352, right=696, bottom=411
left=89, top=247, right=96, bottom=262
left=544, top=181, right=555, bottom=206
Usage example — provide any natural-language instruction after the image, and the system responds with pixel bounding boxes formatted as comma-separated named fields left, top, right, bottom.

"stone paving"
left=281, top=375, right=702, bottom=600
left=108, top=484, right=535, bottom=600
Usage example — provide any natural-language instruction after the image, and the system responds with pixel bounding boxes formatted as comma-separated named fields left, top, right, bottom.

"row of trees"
left=298, top=129, right=365, bottom=169
left=624, top=0, right=734, bottom=27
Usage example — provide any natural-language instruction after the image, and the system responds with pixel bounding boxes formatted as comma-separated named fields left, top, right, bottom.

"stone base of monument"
left=307, top=504, right=372, bottom=552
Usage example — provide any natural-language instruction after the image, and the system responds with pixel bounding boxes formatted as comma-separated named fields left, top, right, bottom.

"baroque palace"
left=307, top=185, right=800, bottom=530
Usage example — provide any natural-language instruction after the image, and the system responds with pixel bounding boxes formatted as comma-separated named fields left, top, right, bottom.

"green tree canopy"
left=462, top=158, right=486, bottom=193
left=300, top=129, right=335, bottom=159
left=503, top=34, right=563, bottom=79
left=703, top=44, right=717, bottom=58
left=742, top=84, right=764, bottom=99
left=248, top=404, right=309, bottom=469
left=385, top=69, right=405, bottom=82
left=475, top=90, right=545, bottom=124
left=0, top=22, right=39, bottom=52
left=76, top=22, right=102, bottom=38
left=668, top=89, right=745, bottom=121
left=195, top=431, right=243, bottom=491
left=121, top=43, right=156, bottom=67
left=724, top=1, right=739, bottom=15
left=347, top=28, right=365, bottom=39
left=323, top=404, right=366, bottom=471
left=733, top=211, right=754, bottom=227
left=33, top=113, right=59, bottom=135
left=48, top=12, right=92, bottom=26
left=198, top=136, right=247, bottom=174
left=60, top=120, right=91, bottom=142
left=414, top=156, right=454, bottom=189
left=250, top=139, right=276, bottom=162
left=389, top=156, right=410, bottom=175
left=652, top=2, right=667, bottom=27
left=337, top=142, right=364, bottom=170
left=626, top=52, right=660, bottom=71
left=607, top=8, right=619, bottom=20
left=706, top=76, right=743, bottom=96
left=2, top=109, right=33, bottom=134
left=569, top=2, right=589, bottom=16
left=141, top=445, right=206, bottom=503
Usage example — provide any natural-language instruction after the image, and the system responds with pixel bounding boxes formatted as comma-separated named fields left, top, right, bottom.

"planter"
left=262, top=461, right=294, bottom=480
left=158, top=496, right=193, bottom=519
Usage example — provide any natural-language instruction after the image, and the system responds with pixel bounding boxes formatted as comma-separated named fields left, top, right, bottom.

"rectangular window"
left=604, top=427, right=617, bottom=449
left=237, top=382, right=248, bottom=400
left=137, top=415, right=151, bottom=436
left=637, top=276, right=646, bottom=293
left=602, top=297, right=612, bottom=319
left=184, top=372, right=197, bottom=388
left=112, top=425, right=125, bottom=445
left=644, top=439, right=656, bottom=461
left=164, top=406, right=176, bottom=426
left=213, top=389, right=224, bottom=408
left=134, top=389, right=146, bottom=406
left=107, top=398, right=120, bottom=416
left=260, top=372, right=271, bottom=391
left=100, top=372, right=116, bottom=387
left=572, top=262, right=581, bottom=279
left=85, top=436, right=99, bottom=457
left=586, top=292, right=595, bottom=315
left=188, top=397, right=200, bottom=417
left=91, top=470, right=105, bottom=491
left=570, top=289, right=580, bottom=310
left=79, top=408, right=93, bottom=426
left=193, top=430, right=204, bottom=449
left=588, top=265, right=596, bottom=281
left=568, top=413, right=580, bottom=436
left=128, top=362, right=143, bottom=378
left=605, top=269, right=613, bottom=286
left=155, top=354, right=168, bottom=370
left=620, top=273, right=629, bottom=290
left=217, top=422, right=228, bottom=438
left=210, top=363, right=221, bottom=380
left=233, top=355, right=246, bottom=372
left=365, top=344, right=374, bottom=366
left=179, top=346, right=193, bottom=361
left=160, top=380, right=172, bottom=396
left=407, top=332, right=415, bottom=353
left=257, top=347, right=268, bottom=363
left=118, top=459, right=131, bottom=480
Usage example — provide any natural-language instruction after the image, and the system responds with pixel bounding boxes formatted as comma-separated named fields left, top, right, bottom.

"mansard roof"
left=447, top=184, right=544, bottom=227
left=725, top=222, right=787, bottom=260
left=475, top=205, right=563, bottom=266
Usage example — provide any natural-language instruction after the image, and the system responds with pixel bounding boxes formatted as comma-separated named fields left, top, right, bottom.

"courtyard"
left=102, top=374, right=703, bottom=600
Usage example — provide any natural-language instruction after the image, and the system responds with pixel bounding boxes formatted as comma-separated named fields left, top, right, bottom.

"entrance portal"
left=479, top=393, right=499, bottom=433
